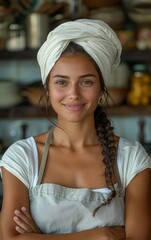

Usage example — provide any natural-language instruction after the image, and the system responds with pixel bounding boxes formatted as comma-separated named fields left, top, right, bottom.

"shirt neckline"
left=29, top=134, right=123, bottom=191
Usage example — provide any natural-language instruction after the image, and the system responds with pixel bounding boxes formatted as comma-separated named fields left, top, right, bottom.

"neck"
left=53, top=118, right=99, bottom=149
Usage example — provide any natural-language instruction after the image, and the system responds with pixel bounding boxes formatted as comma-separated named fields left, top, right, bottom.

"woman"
left=0, top=19, right=151, bottom=240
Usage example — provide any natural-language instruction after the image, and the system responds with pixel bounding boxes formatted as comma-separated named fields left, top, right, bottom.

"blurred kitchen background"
left=0, top=0, right=151, bottom=207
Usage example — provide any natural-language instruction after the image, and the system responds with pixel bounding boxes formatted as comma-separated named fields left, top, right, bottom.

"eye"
left=80, top=80, right=94, bottom=87
left=55, top=80, right=68, bottom=86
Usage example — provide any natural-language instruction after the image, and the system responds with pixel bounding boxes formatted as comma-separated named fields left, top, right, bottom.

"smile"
left=64, top=104, right=84, bottom=111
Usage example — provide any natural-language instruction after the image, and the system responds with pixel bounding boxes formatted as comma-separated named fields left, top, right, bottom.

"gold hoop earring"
left=98, top=96, right=102, bottom=105
left=98, top=95, right=105, bottom=106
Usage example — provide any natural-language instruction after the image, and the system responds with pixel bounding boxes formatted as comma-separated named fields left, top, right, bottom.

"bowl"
left=101, top=87, right=129, bottom=107
left=22, top=87, right=46, bottom=106
left=89, top=6, right=125, bottom=30
left=126, top=0, right=151, bottom=24
left=128, top=11, right=151, bottom=24
left=124, top=0, right=151, bottom=10
left=0, top=80, right=22, bottom=108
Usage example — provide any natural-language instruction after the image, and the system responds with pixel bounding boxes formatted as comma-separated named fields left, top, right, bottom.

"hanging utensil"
left=20, top=0, right=32, bottom=9
left=10, top=0, right=27, bottom=14
left=47, top=2, right=66, bottom=16
left=36, top=1, right=53, bottom=14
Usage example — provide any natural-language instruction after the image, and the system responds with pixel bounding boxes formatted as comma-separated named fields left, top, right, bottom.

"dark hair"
left=40, top=42, right=117, bottom=215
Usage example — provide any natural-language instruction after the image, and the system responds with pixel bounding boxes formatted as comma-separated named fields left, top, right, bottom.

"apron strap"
left=113, top=157, right=123, bottom=197
left=37, top=128, right=123, bottom=196
left=37, top=128, right=53, bottom=185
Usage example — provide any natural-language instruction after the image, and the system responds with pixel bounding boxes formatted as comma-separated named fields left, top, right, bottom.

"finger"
left=13, top=216, right=32, bottom=233
left=14, top=209, right=31, bottom=225
left=14, top=209, right=41, bottom=233
left=20, top=207, right=41, bottom=233
left=16, top=207, right=34, bottom=223
left=14, top=208, right=42, bottom=233
left=19, top=208, right=37, bottom=231
left=20, top=207, right=31, bottom=218
left=15, top=225, right=26, bottom=234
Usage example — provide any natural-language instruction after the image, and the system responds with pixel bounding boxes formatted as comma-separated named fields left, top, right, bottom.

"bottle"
left=127, top=64, right=151, bottom=106
left=5, top=23, right=26, bottom=51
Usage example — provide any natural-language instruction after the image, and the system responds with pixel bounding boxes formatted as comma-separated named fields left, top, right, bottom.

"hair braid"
left=93, top=105, right=117, bottom=216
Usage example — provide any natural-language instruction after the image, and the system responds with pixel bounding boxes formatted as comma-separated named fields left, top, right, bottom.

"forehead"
left=50, top=54, right=100, bottom=74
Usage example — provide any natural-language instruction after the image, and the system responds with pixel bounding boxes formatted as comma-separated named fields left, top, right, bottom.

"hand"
left=13, top=206, right=42, bottom=234
left=79, top=226, right=125, bottom=240
left=102, top=226, right=126, bottom=239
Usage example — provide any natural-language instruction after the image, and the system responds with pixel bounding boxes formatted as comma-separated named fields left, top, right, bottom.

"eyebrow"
left=52, top=74, right=97, bottom=78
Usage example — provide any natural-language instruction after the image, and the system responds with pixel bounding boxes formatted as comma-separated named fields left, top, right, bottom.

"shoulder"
left=0, top=137, right=37, bottom=188
left=2, top=137, right=36, bottom=160
left=119, top=137, right=149, bottom=155
left=118, top=138, right=151, bottom=188
left=3, top=130, right=49, bottom=157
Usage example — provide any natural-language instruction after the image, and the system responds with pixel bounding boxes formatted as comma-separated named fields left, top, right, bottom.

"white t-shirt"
left=0, top=137, right=151, bottom=233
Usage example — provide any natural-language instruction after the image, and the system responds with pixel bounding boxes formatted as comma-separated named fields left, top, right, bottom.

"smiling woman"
left=0, top=19, right=151, bottom=240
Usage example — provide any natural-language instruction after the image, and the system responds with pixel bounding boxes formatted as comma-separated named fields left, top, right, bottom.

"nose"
left=68, top=84, right=80, bottom=99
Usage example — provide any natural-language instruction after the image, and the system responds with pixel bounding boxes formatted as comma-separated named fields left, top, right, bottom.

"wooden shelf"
left=0, top=105, right=55, bottom=119
left=0, top=105, right=151, bottom=119
left=0, top=105, right=42, bottom=118
left=105, top=105, right=151, bottom=117
left=0, top=49, right=38, bottom=60
left=0, top=49, right=151, bottom=62
left=121, top=49, right=151, bottom=63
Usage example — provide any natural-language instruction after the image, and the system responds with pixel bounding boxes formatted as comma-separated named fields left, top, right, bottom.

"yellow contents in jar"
left=127, top=64, right=151, bottom=106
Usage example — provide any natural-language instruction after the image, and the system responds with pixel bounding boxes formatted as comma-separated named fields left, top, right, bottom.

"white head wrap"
left=37, top=19, right=122, bottom=85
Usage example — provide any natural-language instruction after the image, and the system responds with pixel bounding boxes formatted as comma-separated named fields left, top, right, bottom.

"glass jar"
left=127, top=64, right=151, bottom=106
left=5, top=23, right=26, bottom=51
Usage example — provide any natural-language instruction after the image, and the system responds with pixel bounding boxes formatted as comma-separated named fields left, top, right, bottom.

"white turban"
left=37, top=19, right=122, bottom=85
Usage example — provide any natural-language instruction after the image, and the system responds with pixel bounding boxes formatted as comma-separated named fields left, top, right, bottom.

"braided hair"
left=93, top=105, right=117, bottom=215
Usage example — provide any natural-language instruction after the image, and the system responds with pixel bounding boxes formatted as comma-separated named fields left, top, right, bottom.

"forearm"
left=123, top=237, right=151, bottom=240
left=3, top=228, right=107, bottom=240
left=119, top=236, right=143, bottom=240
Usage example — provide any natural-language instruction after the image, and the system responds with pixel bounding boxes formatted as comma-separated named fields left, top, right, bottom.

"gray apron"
left=29, top=129, right=125, bottom=234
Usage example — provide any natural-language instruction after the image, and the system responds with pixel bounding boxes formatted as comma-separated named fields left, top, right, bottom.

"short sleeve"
left=0, top=138, right=37, bottom=189
left=118, top=139, right=151, bottom=189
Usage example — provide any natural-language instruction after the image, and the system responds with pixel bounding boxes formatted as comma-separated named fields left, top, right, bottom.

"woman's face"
left=48, top=54, right=102, bottom=123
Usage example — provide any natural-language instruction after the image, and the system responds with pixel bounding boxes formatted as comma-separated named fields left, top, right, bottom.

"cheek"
left=86, top=88, right=101, bottom=101
left=48, top=89, right=65, bottom=103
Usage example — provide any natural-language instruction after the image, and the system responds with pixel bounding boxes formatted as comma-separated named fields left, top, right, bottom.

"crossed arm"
left=0, top=168, right=151, bottom=240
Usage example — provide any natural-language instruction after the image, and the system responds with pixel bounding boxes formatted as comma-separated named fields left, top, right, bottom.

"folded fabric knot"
left=37, top=19, right=122, bottom=85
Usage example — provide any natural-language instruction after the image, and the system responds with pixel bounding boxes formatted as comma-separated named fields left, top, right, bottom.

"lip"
left=64, top=104, right=84, bottom=111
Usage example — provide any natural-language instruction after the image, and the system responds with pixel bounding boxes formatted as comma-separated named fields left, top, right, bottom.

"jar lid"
left=132, top=63, right=148, bottom=72
left=9, top=23, right=24, bottom=30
